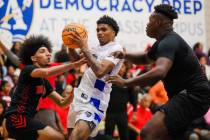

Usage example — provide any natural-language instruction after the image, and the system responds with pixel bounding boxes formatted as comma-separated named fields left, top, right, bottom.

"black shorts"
left=159, top=90, right=209, bottom=140
left=34, top=109, right=59, bottom=130
left=5, top=113, right=46, bottom=140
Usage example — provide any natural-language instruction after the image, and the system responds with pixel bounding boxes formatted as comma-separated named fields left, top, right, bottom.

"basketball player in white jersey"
left=67, top=15, right=124, bottom=140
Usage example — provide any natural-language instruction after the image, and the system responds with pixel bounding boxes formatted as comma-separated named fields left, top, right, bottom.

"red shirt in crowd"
left=127, top=103, right=153, bottom=140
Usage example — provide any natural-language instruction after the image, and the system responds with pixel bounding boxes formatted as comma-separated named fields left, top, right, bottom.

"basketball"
left=62, top=23, right=88, bottom=48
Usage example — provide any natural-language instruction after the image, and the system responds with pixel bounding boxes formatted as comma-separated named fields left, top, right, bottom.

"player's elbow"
left=41, top=70, right=50, bottom=77
left=156, top=67, right=167, bottom=80
left=95, top=72, right=105, bottom=79
left=92, top=68, right=105, bottom=78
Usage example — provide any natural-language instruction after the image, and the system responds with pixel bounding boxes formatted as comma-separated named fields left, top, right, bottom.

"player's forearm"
left=125, top=52, right=151, bottom=65
left=32, top=62, right=76, bottom=78
left=125, top=67, right=164, bottom=87
left=0, top=42, right=20, bottom=66
left=46, top=62, right=76, bottom=77
left=81, top=47, right=103, bottom=77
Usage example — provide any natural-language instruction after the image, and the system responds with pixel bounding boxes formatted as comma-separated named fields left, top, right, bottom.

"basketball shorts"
left=159, top=90, right=210, bottom=140
left=67, top=89, right=106, bottom=137
left=5, top=113, right=46, bottom=140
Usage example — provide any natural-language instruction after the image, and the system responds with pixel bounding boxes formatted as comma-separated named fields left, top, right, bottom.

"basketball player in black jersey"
left=4, top=35, right=86, bottom=140
left=107, top=4, right=210, bottom=140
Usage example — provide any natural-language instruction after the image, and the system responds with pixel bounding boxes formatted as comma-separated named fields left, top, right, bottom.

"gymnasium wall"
left=0, top=0, right=207, bottom=52
left=204, top=0, right=210, bottom=52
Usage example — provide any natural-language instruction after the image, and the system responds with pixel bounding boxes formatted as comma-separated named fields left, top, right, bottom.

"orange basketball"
left=62, top=23, right=88, bottom=49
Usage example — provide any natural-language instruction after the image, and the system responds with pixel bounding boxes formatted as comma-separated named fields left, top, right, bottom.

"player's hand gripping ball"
left=62, top=23, right=88, bottom=48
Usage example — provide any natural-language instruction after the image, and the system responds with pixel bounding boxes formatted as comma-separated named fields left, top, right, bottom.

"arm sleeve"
left=156, top=38, right=179, bottom=61
left=104, top=44, right=123, bottom=65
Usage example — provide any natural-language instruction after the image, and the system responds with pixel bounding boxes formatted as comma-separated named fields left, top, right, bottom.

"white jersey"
left=68, top=41, right=123, bottom=136
left=74, top=41, right=123, bottom=111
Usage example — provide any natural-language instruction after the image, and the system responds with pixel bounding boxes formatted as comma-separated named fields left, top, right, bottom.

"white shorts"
left=67, top=88, right=105, bottom=137
left=67, top=109, right=101, bottom=137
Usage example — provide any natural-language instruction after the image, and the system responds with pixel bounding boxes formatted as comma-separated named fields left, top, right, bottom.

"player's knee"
left=71, top=127, right=87, bottom=140
left=54, top=133, right=65, bottom=140
left=39, top=126, right=65, bottom=140
left=45, top=132, right=64, bottom=140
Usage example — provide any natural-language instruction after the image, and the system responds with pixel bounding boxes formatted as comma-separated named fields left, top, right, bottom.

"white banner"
left=0, top=0, right=206, bottom=52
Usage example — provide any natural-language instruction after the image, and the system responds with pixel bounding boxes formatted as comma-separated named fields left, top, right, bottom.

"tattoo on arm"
left=82, top=48, right=101, bottom=73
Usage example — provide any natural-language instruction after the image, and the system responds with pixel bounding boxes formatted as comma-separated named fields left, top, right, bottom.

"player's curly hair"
left=97, top=15, right=119, bottom=36
left=154, top=4, right=178, bottom=20
left=19, top=35, right=52, bottom=65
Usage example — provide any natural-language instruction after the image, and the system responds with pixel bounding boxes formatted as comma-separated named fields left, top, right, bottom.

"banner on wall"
left=0, top=0, right=206, bottom=52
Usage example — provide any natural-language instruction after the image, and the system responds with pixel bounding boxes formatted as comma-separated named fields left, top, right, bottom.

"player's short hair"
left=154, top=4, right=178, bottom=20
left=19, top=35, right=52, bottom=65
left=97, top=15, right=119, bottom=36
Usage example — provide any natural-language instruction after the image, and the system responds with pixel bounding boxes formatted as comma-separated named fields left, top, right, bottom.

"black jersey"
left=148, top=31, right=210, bottom=98
left=5, top=65, right=53, bottom=117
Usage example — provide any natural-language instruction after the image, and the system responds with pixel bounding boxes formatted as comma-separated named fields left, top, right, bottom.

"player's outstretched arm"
left=107, top=57, right=172, bottom=87
left=0, top=40, right=21, bottom=66
left=31, top=57, right=86, bottom=78
left=112, top=50, right=152, bottom=65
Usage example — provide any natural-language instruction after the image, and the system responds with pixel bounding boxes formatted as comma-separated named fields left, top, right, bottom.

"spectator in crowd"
left=5, top=66, right=16, bottom=88
left=196, top=53, right=210, bottom=82
left=193, top=42, right=204, bottom=53
left=11, top=68, right=20, bottom=88
left=193, top=42, right=210, bottom=66
left=127, top=94, right=153, bottom=140
left=56, top=74, right=67, bottom=94
left=5, top=41, right=22, bottom=68
left=148, top=81, right=168, bottom=106
left=0, top=80, right=12, bottom=107
left=54, top=44, right=70, bottom=63
left=0, top=46, right=6, bottom=65
left=148, top=81, right=168, bottom=113
left=204, top=108, right=210, bottom=126
left=186, top=111, right=210, bottom=140
left=0, top=99, right=7, bottom=140
left=105, top=61, right=137, bottom=140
